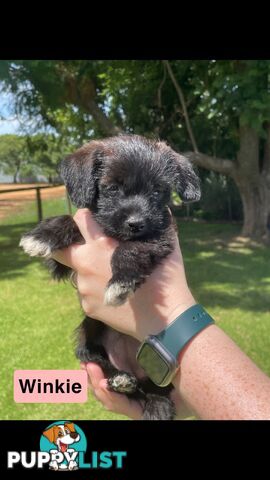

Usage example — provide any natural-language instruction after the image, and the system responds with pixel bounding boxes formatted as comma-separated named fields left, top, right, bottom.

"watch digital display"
left=137, top=342, right=170, bottom=385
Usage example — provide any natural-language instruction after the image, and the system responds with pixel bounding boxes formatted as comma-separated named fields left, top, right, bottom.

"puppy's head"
left=61, top=135, right=201, bottom=240
left=42, top=422, right=80, bottom=452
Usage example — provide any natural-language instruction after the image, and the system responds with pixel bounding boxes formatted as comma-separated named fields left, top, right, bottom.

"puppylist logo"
left=7, top=421, right=127, bottom=471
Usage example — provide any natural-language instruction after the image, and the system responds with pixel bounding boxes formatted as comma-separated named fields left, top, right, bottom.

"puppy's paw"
left=107, top=371, right=138, bottom=394
left=19, top=235, right=52, bottom=258
left=104, top=280, right=137, bottom=306
left=68, top=461, right=79, bottom=471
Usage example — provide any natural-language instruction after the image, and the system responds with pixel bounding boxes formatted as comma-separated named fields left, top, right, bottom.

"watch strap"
left=155, top=304, right=215, bottom=358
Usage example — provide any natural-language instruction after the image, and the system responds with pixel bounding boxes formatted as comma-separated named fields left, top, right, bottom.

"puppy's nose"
left=70, top=432, right=78, bottom=439
left=126, top=217, right=145, bottom=232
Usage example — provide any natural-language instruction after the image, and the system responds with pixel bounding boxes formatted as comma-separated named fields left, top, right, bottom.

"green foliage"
left=173, top=172, right=242, bottom=222
left=0, top=133, right=73, bottom=182
left=198, top=173, right=243, bottom=221
left=1, top=60, right=270, bottom=225
left=1, top=60, right=270, bottom=156
left=0, top=134, right=29, bottom=182
left=25, top=133, right=73, bottom=181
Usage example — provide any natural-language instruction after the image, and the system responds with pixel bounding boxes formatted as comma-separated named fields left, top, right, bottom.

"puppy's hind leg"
left=142, top=394, right=175, bottom=420
left=76, top=317, right=138, bottom=395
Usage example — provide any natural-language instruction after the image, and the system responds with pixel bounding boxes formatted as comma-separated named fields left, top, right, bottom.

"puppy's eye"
left=103, top=184, right=119, bottom=192
left=65, top=429, right=70, bottom=435
left=108, top=185, right=119, bottom=191
left=58, top=432, right=63, bottom=437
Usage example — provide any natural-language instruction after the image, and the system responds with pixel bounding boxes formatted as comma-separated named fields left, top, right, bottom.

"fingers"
left=94, top=381, right=143, bottom=420
left=84, top=363, right=142, bottom=420
left=52, top=244, right=82, bottom=268
left=73, top=209, right=106, bottom=242
left=85, top=362, right=105, bottom=390
left=52, top=209, right=117, bottom=268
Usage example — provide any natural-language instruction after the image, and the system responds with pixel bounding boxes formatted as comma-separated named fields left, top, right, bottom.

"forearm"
left=174, top=323, right=270, bottom=420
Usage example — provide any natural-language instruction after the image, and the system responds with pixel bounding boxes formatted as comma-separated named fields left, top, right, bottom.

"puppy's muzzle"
left=126, top=215, right=145, bottom=234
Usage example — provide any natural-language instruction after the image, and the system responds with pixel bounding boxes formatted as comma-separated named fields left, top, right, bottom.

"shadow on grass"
left=179, top=225, right=270, bottom=313
left=1, top=219, right=269, bottom=313
left=0, top=222, right=42, bottom=280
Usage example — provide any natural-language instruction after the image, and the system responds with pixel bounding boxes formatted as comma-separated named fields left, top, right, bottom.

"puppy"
left=20, top=135, right=201, bottom=420
left=43, top=422, right=80, bottom=470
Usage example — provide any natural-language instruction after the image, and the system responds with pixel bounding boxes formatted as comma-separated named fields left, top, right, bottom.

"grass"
left=0, top=197, right=270, bottom=420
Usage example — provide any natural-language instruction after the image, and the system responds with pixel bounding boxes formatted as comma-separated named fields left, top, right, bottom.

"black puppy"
left=20, top=135, right=201, bottom=420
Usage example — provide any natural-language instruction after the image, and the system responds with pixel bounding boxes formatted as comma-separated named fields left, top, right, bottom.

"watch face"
left=137, top=342, right=170, bottom=385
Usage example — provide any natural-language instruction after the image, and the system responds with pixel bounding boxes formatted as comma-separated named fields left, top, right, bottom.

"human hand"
left=82, top=360, right=194, bottom=420
left=53, top=209, right=195, bottom=342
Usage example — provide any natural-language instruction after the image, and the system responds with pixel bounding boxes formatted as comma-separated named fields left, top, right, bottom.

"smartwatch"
left=136, top=304, right=215, bottom=387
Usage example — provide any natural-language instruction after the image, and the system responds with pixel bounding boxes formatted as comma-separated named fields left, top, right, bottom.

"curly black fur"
left=20, top=134, right=201, bottom=420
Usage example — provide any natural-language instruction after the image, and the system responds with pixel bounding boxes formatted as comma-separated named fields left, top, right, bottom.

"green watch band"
left=155, top=304, right=215, bottom=358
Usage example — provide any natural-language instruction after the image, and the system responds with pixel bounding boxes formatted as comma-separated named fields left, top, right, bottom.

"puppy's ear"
left=171, top=152, right=201, bottom=203
left=64, top=422, right=75, bottom=432
left=60, top=141, right=104, bottom=208
left=43, top=426, right=56, bottom=444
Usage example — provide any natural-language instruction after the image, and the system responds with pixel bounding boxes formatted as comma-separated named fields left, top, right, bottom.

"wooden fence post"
left=36, top=187, right=43, bottom=222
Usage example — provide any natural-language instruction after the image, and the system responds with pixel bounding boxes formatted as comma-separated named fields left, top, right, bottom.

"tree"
left=163, top=60, right=270, bottom=241
left=25, top=133, right=73, bottom=182
left=0, top=134, right=28, bottom=182
left=0, top=60, right=269, bottom=240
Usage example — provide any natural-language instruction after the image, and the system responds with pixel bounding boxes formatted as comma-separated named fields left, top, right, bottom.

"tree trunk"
left=233, top=125, right=270, bottom=241
left=186, top=124, right=270, bottom=242
left=13, top=170, right=19, bottom=183
left=87, top=99, right=122, bottom=136
left=236, top=178, right=270, bottom=240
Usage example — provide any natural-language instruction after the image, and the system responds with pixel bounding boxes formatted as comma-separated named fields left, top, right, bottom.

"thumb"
left=73, top=209, right=104, bottom=242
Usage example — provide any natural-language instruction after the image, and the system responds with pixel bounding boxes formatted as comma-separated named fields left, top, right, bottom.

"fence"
left=0, top=184, right=72, bottom=222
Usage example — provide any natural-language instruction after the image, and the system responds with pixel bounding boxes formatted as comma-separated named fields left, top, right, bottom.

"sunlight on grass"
left=0, top=198, right=270, bottom=420
left=0, top=196, right=127, bottom=420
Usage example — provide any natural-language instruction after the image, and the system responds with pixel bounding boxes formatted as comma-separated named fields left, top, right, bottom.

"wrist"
left=137, top=292, right=196, bottom=342
left=136, top=303, right=215, bottom=388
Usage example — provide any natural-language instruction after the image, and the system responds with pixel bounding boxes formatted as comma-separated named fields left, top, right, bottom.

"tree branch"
left=59, top=65, right=123, bottom=137
left=87, top=98, right=123, bottom=136
left=157, top=63, right=167, bottom=108
left=163, top=60, right=198, bottom=152
left=184, top=151, right=235, bottom=176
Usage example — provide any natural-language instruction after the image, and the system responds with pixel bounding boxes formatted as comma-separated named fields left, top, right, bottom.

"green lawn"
left=0, top=197, right=270, bottom=420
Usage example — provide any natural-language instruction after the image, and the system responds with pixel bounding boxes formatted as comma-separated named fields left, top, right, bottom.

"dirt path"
left=0, top=184, right=66, bottom=220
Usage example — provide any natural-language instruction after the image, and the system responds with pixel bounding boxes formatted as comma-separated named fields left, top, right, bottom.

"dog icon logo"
left=40, top=421, right=86, bottom=471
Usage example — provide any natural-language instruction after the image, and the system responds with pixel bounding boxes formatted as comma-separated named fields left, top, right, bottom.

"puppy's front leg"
left=104, top=227, right=175, bottom=306
left=20, top=215, right=84, bottom=280
left=20, top=215, right=83, bottom=257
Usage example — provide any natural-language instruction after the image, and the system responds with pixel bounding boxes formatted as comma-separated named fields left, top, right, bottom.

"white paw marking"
left=109, top=373, right=137, bottom=393
left=104, top=281, right=135, bottom=306
left=19, top=236, right=52, bottom=258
